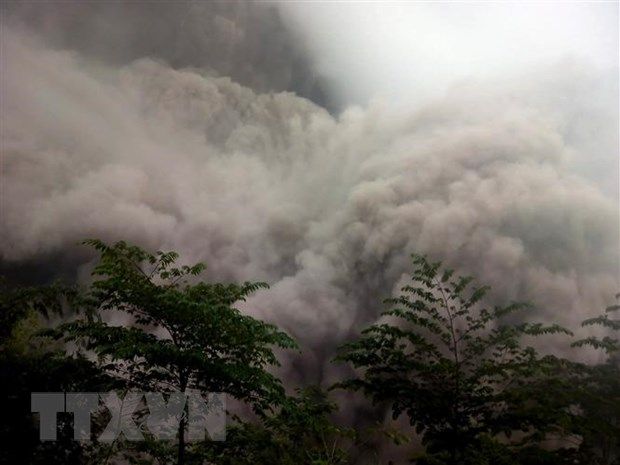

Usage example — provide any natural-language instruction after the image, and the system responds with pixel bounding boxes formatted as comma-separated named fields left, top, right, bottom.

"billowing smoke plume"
left=1, top=0, right=618, bottom=418
left=1, top=0, right=332, bottom=106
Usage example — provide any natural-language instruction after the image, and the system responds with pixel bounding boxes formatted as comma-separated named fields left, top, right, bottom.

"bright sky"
left=280, top=2, right=619, bottom=107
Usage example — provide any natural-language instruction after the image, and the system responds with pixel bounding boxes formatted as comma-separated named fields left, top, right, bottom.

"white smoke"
left=279, top=2, right=620, bottom=197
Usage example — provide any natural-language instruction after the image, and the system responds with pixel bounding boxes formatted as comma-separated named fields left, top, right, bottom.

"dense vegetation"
left=1, top=240, right=618, bottom=465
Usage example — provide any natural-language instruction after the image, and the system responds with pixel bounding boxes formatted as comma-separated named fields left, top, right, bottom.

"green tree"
left=51, top=239, right=297, bottom=465
left=0, top=278, right=113, bottom=465
left=571, top=295, right=620, bottom=464
left=335, top=254, right=574, bottom=464
left=201, top=386, right=353, bottom=465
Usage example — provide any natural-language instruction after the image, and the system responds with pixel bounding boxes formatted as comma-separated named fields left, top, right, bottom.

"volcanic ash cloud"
left=1, top=27, right=618, bottom=383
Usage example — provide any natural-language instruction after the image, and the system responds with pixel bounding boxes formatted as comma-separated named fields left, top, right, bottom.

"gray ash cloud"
left=1, top=0, right=334, bottom=109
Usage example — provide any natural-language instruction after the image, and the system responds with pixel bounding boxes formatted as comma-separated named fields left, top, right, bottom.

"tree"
left=51, top=239, right=297, bottom=465
left=570, top=295, right=620, bottom=465
left=0, top=278, right=113, bottom=465
left=201, top=386, right=353, bottom=465
left=0, top=277, right=68, bottom=344
left=335, top=254, right=574, bottom=464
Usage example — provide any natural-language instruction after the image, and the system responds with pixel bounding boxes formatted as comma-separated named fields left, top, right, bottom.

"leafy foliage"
left=0, top=277, right=72, bottom=345
left=335, top=254, right=574, bottom=464
left=2, top=244, right=619, bottom=465
left=49, top=239, right=297, bottom=464
left=201, top=386, right=353, bottom=465
left=569, top=296, right=620, bottom=465
left=573, top=295, right=620, bottom=354
left=0, top=278, right=112, bottom=465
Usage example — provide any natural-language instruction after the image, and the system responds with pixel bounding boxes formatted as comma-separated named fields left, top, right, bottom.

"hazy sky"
left=279, top=2, right=619, bottom=199
left=280, top=2, right=619, bottom=107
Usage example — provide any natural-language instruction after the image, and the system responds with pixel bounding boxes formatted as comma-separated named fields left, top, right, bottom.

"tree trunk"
left=177, top=374, right=188, bottom=465
left=178, top=414, right=186, bottom=465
